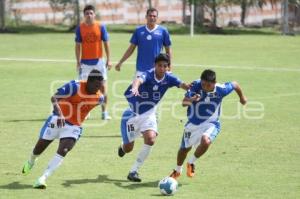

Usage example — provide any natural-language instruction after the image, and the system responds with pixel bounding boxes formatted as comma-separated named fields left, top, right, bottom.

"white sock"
left=130, top=144, right=152, bottom=173
left=176, top=165, right=183, bottom=173
left=40, top=153, right=64, bottom=180
left=29, top=152, right=39, bottom=165
left=188, top=154, right=198, bottom=164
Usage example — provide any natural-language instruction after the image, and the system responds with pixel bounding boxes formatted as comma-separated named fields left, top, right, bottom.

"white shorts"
left=180, top=122, right=220, bottom=149
left=121, top=108, right=157, bottom=144
left=79, top=59, right=107, bottom=80
left=39, top=115, right=82, bottom=141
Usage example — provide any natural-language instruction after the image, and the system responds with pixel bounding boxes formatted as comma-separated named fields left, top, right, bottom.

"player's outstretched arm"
left=51, top=95, right=65, bottom=128
left=130, top=78, right=143, bottom=96
left=232, top=81, right=247, bottom=105
left=179, top=82, right=192, bottom=91
left=115, top=44, right=136, bottom=71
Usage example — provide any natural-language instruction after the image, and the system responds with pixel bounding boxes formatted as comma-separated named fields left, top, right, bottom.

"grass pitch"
left=0, top=33, right=299, bottom=199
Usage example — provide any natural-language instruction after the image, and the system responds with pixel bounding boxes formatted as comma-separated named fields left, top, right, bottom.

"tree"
left=125, top=0, right=146, bottom=24
left=193, top=0, right=226, bottom=27
left=49, top=0, right=69, bottom=24
left=0, top=0, right=5, bottom=30
left=147, top=0, right=152, bottom=8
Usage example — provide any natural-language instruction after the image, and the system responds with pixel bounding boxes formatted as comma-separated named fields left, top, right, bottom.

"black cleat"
left=118, top=146, right=125, bottom=157
left=127, top=171, right=142, bottom=182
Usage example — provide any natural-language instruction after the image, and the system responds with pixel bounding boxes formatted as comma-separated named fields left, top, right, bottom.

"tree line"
left=1, top=0, right=299, bottom=34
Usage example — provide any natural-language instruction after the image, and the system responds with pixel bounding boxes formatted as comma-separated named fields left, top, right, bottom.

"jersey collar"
left=145, top=24, right=159, bottom=33
left=153, top=70, right=166, bottom=83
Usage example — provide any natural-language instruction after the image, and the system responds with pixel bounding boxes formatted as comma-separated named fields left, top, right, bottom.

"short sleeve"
left=56, top=80, right=78, bottom=97
left=75, top=26, right=82, bottom=43
left=130, top=29, right=138, bottom=45
left=218, top=82, right=235, bottom=97
left=139, top=72, right=148, bottom=84
left=168, top=74, right=182, bottom=88
left=101, top=24, right=109, bottom=41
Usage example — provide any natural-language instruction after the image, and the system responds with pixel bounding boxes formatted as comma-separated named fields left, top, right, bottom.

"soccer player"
left=22, top=70, right=104, bottom=189
left=115, top=7, right=172, bottom=77
left=117, top=53, right=190, bottom=182
left=75, top=4, right=112, bottom=120
left=169, top=69, right=247, bottom=179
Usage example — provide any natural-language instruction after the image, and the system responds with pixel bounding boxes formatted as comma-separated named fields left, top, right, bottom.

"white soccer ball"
left=158, top=176, right=178, bottom=196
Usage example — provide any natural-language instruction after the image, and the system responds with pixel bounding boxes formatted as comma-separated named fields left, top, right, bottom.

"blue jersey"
left=130, top=25, right=171, bottom=72
left=185, top=80, right=235, bottom=127
left=124, top=70, right=181, bottom=114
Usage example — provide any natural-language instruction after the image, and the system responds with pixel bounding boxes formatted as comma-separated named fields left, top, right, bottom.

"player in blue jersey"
left=115, top=8, right=172, bottom=76
left=117, top=53, right=190, bottom=182
left=169, top=69, right=247, bottom=179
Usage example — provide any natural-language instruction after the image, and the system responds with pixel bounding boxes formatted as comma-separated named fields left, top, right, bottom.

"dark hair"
left=201, top=69, right=216, bottom=82
left=87, top=69, right=103, bottom=82
left=154, top=53, right=170, bottom=65
left=146, top=8, right=158, bottom=16
left=83, top=5, right=95, bottom=14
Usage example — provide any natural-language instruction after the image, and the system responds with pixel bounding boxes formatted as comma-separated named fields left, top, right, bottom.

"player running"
left=169, top=69, right=247, bottom=179
left=117, top=53, right=190, bottom=182
left=22, top=70, right=104, bottom=189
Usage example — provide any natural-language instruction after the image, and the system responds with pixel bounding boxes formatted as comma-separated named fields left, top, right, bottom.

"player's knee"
left=123, top=144, right=134, bottom=153
left=201, top=136, right=211, bottom=147
left=145, top=137, right=156, bottom=146
left=58, top=147, right=72, bottom=157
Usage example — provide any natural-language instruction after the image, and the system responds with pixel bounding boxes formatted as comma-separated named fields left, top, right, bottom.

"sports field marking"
left=0, top=57, right=300, bottom=72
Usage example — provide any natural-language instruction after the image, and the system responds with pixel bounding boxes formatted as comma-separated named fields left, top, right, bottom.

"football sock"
left=188, top=154, right=198, bottom=164
left=41, top=153, right=64, bottom=180
left=29, top=152, right=39, bottom=165
left=176, top=165, right=183, bottom=173
left=130, top=144, right=152, bottom=172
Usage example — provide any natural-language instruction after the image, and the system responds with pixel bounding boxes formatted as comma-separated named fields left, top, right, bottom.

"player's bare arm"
left=103, top=41, right=112, bottom=70
left=232, top=81, right=247, bottom=105
left=115, top=44, right=136, bottom=71
left=75, top=42, right=81, bottom=72
left=51, top=95, right=65, bottom=128
left=179, top=82, right=192, bottom=91
left=130, top=77, right=143, bottom=96
left=165, top=46, right=172, bottom=71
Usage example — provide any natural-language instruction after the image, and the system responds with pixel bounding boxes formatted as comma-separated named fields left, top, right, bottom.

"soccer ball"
left=158, top=176, right=178, bottom=196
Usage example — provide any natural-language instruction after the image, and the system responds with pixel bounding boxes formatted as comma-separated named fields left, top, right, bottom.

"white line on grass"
left=1, top=57, right=300, bottom=72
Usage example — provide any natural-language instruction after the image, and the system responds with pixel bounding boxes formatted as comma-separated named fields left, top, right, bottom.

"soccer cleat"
left=102, top=112, right=112, bottom=120
left=118, top=146, right=125, bottom=157
left=186, top=163, right=195, bottom=178
left=22, top=161, right=33, bottom=175
left=33, top=177, right=47, bottom=189
left=127, top=171, right=142, bottom=182
left=169, top=169, right=181, bottom=179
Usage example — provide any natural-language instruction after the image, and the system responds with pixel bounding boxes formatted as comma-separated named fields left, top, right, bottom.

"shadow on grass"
left=62, top=174, right=159, bottom=190
left=5, top=118, right=46, bottom=123
left=0, top=181, right=32, bottom=190
left=81, top=135, right=121, bottom=139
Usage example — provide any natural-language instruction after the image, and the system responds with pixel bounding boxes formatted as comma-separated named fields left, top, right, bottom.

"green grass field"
left=0, top=32, right=299, bottom=199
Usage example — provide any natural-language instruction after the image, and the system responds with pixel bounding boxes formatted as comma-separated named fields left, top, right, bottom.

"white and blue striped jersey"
left=185, top=80, right=235, bottom=127
left=124, top=70, right=182, bottom=115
